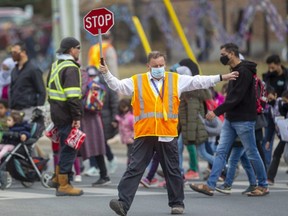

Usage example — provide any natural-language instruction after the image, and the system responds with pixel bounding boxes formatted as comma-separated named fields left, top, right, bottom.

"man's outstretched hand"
left=222, top=71, right=239, bottom=81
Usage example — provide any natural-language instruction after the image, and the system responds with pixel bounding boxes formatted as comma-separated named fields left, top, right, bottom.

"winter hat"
left=176, top=66, right=192, bottom=76
left=86, top=66, right=100, bottom=76
left=179, top=58, right=199, bottom=76
left=57, top=37, right=80, bottom=54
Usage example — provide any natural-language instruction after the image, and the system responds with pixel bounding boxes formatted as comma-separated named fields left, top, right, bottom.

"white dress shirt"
left=102, top=71, right=221, bottom=142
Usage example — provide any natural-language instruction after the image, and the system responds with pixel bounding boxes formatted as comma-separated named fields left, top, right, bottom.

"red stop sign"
left=83, top=8, right=114, bottom=36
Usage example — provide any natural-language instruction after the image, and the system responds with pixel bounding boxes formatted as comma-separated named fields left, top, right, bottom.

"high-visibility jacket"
left=88, top=42, right=112, bottom=68
left=47, top=60, right=82, bottom=101
left=132, top=72, right=180, bottom=139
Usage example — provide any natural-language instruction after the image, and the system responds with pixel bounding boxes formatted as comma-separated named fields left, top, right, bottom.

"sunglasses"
left=75, top=46, right=81, bottom=50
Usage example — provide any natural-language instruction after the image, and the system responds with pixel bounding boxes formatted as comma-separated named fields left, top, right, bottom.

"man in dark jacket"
left=190, top=43, right=269, bottom=197
left=47, top=37, right=83, bottom=196
left=9, top=42, right=46, bottom=121
left=262, top=54, right=288, bottom=97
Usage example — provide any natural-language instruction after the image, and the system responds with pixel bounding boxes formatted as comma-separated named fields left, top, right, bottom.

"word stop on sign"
left=85, top=14, right=112, bottom=28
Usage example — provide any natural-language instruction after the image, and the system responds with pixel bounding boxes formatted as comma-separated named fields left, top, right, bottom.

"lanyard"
left=151, top=79, right=164, bottom=100
left=151, top=79, right=168, bottom=121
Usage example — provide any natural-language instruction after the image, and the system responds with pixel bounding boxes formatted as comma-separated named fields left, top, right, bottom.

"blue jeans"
left=207, top=119, right=267, bottom=189
left=225, top=146, right=256, bottom=187
left=58, top=125, right=78, bottom=174
left=197, top=141, right=214, bottom=165
left=177, top=133, right=184, bottom=176
left=261, top=127, right=275, bottom=168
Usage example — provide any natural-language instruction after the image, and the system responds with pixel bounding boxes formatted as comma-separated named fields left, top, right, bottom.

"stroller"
left=0, top=108, right=51, bottom=190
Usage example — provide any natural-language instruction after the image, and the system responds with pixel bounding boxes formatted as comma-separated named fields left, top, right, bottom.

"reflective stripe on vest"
left=132, top=72, right=180, bottom=138
left=47, top=60, right=82, bottom=101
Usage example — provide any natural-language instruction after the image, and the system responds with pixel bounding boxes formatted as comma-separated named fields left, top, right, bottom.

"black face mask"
left=220, top=55, right=229, bottom=65
left=268, top=99, right=276, bottom=106
left=269, top=71, right=278, bottom=77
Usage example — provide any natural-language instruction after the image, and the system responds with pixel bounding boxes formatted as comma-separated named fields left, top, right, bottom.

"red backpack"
left=254, top=74, right=267, bottom=114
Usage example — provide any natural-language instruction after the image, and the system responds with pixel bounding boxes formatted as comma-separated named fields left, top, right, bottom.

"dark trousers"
left=58, top=125, right=78, bottom=175
left=267, top=140, right=286, bottom=181
left=89, top=155, right=108, bottom=178
left=118, top=136, right=184, bottom=212
left=146, top=152, right=160, bottom=181
left=105, top=141, right=114, bottom=161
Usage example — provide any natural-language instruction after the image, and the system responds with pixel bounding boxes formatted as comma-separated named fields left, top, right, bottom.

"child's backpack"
left=83, top=80, right=106, bottom=112
left=254, top=75, right=267, bottom=114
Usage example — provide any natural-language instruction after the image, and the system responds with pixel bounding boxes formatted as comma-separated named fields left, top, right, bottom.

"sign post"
left=83, top=8, right=114, bottom=65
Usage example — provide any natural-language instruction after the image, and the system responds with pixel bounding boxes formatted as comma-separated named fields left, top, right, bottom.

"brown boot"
left=56, top=174, right=83, bottom=196
left=48, top=165, right=60, bottom=188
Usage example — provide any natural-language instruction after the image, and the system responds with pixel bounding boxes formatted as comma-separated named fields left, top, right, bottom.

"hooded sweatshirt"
left=214, top=60, right=257, bottom=122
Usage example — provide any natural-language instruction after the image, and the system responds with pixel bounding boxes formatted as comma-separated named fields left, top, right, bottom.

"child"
left=0, top=110, right=30, bottom=161
left=0, top=99, right=9, bottom=130
left=115, top=98, right=134, bottom=166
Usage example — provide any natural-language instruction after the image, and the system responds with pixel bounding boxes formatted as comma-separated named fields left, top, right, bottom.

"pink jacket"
left=115, top=111, right=134, bottom=144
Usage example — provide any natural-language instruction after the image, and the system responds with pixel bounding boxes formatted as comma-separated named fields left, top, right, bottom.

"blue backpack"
left=83, top=81, right=106, bottom=112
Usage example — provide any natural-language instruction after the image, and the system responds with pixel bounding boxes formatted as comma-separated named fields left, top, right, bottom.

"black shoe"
left=109, top=199, right=127, bottom=216
left=0, top=171, right=8, bottom=190
left=92, top=176, right=111, bottom=186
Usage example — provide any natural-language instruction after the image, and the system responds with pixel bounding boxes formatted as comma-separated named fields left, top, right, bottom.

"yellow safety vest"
left=132, top=72, right=180, bottom=139
left=88, top=42, right=112, bottom=68
left=47, top=60, right=82, bottom=101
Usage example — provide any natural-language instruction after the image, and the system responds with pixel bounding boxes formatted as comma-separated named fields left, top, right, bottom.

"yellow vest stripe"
left=47, top=60, right=81, bottom=101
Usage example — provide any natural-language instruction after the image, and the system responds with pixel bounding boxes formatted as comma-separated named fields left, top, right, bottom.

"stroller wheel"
left=41, top=171, right=53, bottom=188
left=21, top=181, right=34, bottom=188
left=5, top=172, right=13, bottom=189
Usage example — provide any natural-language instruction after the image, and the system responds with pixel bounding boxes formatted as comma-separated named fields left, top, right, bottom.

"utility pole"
left=52, top=0, right=61, bottom=57
left=51, top=0, right=81, bottom=57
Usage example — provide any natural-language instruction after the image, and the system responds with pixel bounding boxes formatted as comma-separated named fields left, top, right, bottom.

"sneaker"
left=189, top=183, right=214, bottom=196
left=140, top=177, right=158, bottom=188
left=267, top=179, right=274, bottom=186
left=184, top=170, right=200, bottom=180
left=92, top=176, right=111, bottom=186
left=0, top=171, right=8, bottom=190
left=247, top=186, right=269, bottom=197
left=109, top=199, right=127, bottom=216
left=171, top=205, right=184, bottom=214
left=108, top=157, right=118, bottom=174
left=85, top=167, right=99, bottom=177
left=140, top=178, right=151, bottom=188
left=215, top=183, right=232, bottom=194
left=158, top=180, right=166, bottom=188
left=242, top=185, right=257, bottom=195
left=74, top=175, right=82, bottom=182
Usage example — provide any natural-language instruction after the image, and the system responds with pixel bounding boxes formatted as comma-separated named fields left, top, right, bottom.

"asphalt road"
left=0, top=136, right=287, bottom=216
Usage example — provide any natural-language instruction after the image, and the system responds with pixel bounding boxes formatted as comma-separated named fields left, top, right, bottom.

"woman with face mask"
left=0, top=57, right=16, bottom=100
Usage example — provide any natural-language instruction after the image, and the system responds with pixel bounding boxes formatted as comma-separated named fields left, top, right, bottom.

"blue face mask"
left=151, top=66, right=165, bottom=79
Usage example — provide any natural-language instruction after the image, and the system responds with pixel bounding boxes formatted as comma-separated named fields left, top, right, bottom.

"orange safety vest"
left=132, top=72, right=180, bottom=139
left=88, top=42, right=112, bottom=67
